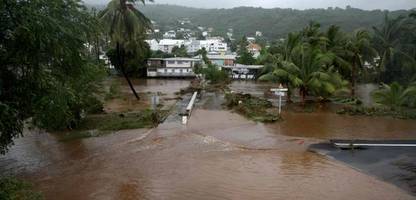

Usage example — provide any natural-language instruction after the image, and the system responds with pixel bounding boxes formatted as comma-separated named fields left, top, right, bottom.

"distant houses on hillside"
left=145, top=38, right=228, bottom=54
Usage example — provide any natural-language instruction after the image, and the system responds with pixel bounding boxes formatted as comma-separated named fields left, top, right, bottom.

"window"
left=167, top=61, right=175, bottom=65
left=180, top=69, right=183, bottom=73
left=177, top=61, right=183, bottom=64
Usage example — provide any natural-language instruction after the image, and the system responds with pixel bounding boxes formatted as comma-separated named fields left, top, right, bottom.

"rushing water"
left=1, top=79, right=415, bottom=200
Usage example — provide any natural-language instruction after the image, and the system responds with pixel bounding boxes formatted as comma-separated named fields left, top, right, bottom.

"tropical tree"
left=324, top=25, right=351, bottom=80
left=262, top=44, right=347, bottom=103
left=171, top=45, right=188, bottom=57
left=372, top=82, right=416, bottom=110
left=372, top=14, right=409, bottom=82
left=346, top=29, right=376, bottom=96
left=99, top=0, right=152, bottom=100
left=1, top=0, right=104, bottom=153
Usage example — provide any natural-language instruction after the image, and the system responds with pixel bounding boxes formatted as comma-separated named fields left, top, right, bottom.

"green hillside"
left=137, top=4, right=411, bottom=39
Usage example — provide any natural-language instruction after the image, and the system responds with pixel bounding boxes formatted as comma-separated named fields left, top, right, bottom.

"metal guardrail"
left=331, top=139, right=416, bottom=149
left=181, top=92, right=198, bottom=125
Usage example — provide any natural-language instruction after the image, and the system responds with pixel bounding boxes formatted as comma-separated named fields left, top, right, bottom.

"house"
left=163, top=30, right=176, bottom=39
left=256, top=31, right=263, bottom=37
left=145, top=39, right=159, bottom=51
left=247, top=43, right=262, bottom=58
left=247, top=37, right=256, bottom=43
left=158, top=39, right=185, bottom=53
left=185, top=39, right=228, bottom=54
left=222, top=64, right=264, bottom=80
left=194, top=54, right=236, bottom=66
left=147, top=57, right=201, bottom=78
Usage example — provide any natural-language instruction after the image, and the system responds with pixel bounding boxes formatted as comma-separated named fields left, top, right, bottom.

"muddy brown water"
left=1, top=79, right=416, bottom=199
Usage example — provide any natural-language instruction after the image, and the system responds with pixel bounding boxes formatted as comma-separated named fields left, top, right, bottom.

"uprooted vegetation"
left=225, top=92, right=282, bottom=122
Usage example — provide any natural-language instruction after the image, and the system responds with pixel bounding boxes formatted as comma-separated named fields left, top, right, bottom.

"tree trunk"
left=117, top=42, right=140, bottom=100
left=351, top=59, right=356, bottom=97
left=300, top=88, right=306, bottom=105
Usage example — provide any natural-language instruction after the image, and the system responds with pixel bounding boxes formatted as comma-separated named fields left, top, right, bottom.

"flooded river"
left=1, top=79, right=415, bottom=199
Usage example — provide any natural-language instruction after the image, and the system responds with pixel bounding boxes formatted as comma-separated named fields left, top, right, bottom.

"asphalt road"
left=309, top=143, right=416, bottom=196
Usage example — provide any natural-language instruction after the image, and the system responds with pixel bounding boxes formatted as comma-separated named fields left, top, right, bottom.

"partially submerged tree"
left=99, top=0, right=153, bottom=100
left=0, top=0, right=105, bottom=153
left=372, top=82, right=416, bottom=110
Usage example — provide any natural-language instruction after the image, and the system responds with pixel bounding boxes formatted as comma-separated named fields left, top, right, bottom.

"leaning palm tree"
left=99, top=0, right=152, bottom=100
left=372, top=82, right=416, bottom=110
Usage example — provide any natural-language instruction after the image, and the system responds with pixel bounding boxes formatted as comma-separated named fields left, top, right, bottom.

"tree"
left=346, top=29, right=376, bottom=96
left=99, top=0, right=152, bottom=100
left=236, top=36, right=256, bottom=65
left=171, top=45, right=188, bottom=57
left=107, top=39, right=151, bottom=76
left=372, top=82, right=416, bottom=110
left=266, top=44, right=347, bottom=103
left=196, top=47, right=210, bottom=64
left=1, top=0, right=105, bottom=153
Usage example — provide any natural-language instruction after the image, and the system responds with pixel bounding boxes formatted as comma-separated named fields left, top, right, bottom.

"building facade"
left=147, top=57, right=201, bottom=78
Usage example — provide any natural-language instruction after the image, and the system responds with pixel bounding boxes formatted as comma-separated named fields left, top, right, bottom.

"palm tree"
left=263, top=44, right=347, bottom=103
left=99, top=0, right=152, bottom=100
left=372, top=82, right=416, bottom=110
left=372, top=14, right=406, bottom=81
left=346, top=29, right=376, bottom=96
left=324, top=25, right=352, bottom=81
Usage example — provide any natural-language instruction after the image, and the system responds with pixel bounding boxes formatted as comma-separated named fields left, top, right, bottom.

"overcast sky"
left=86, top=0, right=416, bottom=10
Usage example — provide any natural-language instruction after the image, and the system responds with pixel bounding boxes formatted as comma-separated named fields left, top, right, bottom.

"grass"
left=59, top=109, right=169, bottom=141
left=0, top=177, right=43, bottom=200
left=105, top=79, right=122, bottom=100
left=225, top=92, right=282, bottom=122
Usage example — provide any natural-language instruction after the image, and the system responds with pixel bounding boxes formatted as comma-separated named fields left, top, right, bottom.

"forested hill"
left=136, top=4, right=411, bottom=39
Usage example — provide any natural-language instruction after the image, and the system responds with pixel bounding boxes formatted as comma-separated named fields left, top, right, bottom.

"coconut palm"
left=372, top=15, right=408, bottom=80
left=99, top=0, right=152, bottom=100
left=346, top=29, right=376, bottom=96
left=324, top=25, right=352, bottom=80
left=264, top=44, right=347, bottom=103
left=372, top=82, right=416, bottom=110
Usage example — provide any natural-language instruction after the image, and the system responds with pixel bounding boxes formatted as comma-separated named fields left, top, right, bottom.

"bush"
left=0, top=177, right=43, bottom=200
left=0, top=104, right=23, bottom=154
left=202, top=64, right=230, bottom=84
left=225, top=93, right=282, bottom=122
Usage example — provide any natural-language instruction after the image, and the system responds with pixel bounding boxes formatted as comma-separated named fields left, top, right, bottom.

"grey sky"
left=85, top=0, right=416, bottom=10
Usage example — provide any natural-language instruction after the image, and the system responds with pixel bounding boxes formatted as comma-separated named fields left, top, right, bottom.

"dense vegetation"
left=0, top=0, right=106, bottom=154
left=134, top=4, right=411, bottom=39
left=0, top=177, right=43, bottom=200
left=257, top=13, right=416, bottom=108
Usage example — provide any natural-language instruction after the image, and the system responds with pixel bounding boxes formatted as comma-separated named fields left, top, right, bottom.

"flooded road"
left=1, top=79, right=415, bottom=199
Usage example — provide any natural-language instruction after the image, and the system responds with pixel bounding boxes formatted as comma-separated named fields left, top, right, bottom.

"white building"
left=163, top=30, right=176, bottom=39
left=145, top=39, right=160, bottom=51
left=255, top=31, right=263, bottom=37
left=158, top=39, right=185, bottom=53
left=186, top=39, right=228, bottom=54
left=147, top=57, right=201, bottom=77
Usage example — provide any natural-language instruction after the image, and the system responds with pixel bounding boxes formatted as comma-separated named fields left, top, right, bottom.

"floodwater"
left=105, top=78, right=190, bottom=113
left=1, top=79, right=416, bottom=199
